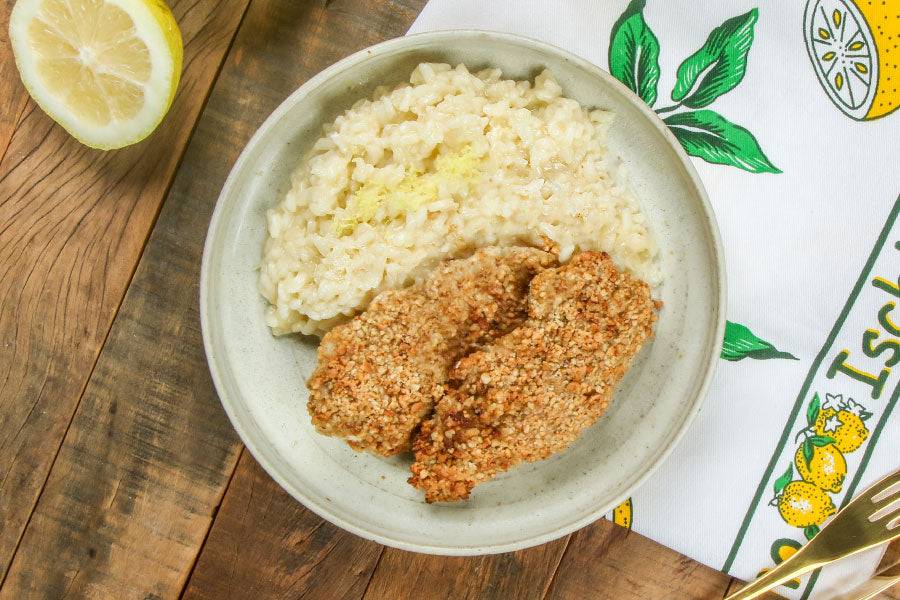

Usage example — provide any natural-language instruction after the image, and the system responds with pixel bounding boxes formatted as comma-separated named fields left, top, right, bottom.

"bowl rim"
left=199, top=28, right=727, bottom=555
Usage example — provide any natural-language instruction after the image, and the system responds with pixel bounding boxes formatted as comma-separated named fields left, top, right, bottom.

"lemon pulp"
left=9, top=0, right=183, bottom=149
left=805, top=0, right=900, bottom=120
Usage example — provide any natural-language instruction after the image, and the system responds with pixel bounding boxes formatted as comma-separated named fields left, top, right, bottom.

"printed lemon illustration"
left=755, top=540, right=804, bottom=589
left=613, top=498, right=633, bottom=529
left=793, top=436, right=847, bottom=493
left=777, top=481, right=837, bottom=528
left=814, top=407, right=869, bottom=453
left=9, top=0, right=183, bottom=149
left=804, top=0, right=900, bottom=120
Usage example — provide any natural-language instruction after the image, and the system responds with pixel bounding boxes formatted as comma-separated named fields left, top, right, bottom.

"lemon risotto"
left=259, top=63, right=660, bottom=336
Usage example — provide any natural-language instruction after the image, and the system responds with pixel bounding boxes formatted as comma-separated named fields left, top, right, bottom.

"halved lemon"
left=9, top=0, right=182, bottom=149
left=804, top=0, right=900, bottom=120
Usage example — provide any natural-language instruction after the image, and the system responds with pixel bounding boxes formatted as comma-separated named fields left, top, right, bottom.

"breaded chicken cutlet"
left=408, top=251, right=659, bottom=502
left=306, top=246, right=558, bottom=456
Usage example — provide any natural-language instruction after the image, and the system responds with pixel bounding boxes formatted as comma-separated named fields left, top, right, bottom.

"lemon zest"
left=332, top=145, right=482, bottom=234
left=434, top=144, right=482, bottom=182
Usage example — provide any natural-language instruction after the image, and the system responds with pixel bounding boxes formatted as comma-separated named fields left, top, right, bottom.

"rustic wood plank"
left=182, top=451, right=384, bottom=600
left=545, top=519, right=732, bottom=600
left=363, top=539, right=569, bottom=600
left=1, top=0, right=426, bottom=598
left=0, top=0, right=28, bottom=164
left=0, top=0, right=252, bottom=588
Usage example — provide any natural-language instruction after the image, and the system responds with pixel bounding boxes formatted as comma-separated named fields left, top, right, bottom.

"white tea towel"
left=409, top=1, right=900, bottom=597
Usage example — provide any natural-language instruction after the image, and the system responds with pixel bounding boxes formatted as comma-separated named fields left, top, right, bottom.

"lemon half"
left=9, top=0, right=183, bottom=149
left=805, top=0, right=900, bottom=121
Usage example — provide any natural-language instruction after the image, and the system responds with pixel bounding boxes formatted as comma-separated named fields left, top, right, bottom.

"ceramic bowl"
left=200, top=30, right=726, bottom=555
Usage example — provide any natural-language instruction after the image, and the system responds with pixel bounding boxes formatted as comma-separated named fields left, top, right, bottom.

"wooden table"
left=0, top=1, right=897, bottom=598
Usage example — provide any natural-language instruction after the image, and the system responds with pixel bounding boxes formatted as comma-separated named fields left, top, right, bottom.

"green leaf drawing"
left=609, top=0, right=661, bottom=106
left=720, top=320, right=796, bottom=361
left=664, top=111, right=781, bottom=174
left=773, top=463, right=792, bottom=496
left=806, top=393, right=821, bottom=427
left=671, top=9, right=758, bottom=108
left=804, top=525, right=819, bottom=541
left=810, top=435, right=836, bottom=447
left=802, top=439, right=814, bottom=468
left=803, top=435, right=837, bottom=468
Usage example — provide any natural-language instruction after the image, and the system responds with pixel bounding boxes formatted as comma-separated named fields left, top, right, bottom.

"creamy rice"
left=259, top=63, right=660, bottom=336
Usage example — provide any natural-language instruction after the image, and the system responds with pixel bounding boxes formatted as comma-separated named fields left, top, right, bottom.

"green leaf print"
left=810, top=435, right=836, bottom=447
left=802, top=438, right=815, bottom=467
left=806, top=393, right=821, bottom=427
left=773, top=463, right=792, bottom=495
left=721, top=321, right=797, bottom=361
left=609, top=0, right=660, bottom=106
left=607, top=2, right=780, bottom=174
left=671, top=9, right=758, bottom=108
left=804, top=525, right=819, bottom=541
left=664, top=111, right=782, bottom=174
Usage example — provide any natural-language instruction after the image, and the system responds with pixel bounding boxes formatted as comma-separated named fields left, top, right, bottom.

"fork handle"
left=830, top=572, right=900, bottom=600
left=724, top=547, right=826, bottom=600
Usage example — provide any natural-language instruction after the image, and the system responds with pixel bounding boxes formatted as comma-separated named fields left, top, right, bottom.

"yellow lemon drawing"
left=804, top=0, right=900, bottom=120
left=772, top=539, right=802, bottom=564
left=757, top=540, right=803, bottom=589
left=794, top=440, right=847, bottom=493
left=814, top=407, right=869, bottom=453
left=9, top=0, right=183, bottom=149
left=777, top=481, right=837, bottom=528
left=613, top=498, right=632, bottom=530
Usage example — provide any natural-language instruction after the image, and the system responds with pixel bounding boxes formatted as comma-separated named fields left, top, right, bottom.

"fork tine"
left=872, top=480, right=900, bottom=504
left=890, top=515, right=899, bottom=530
left=869, top=497, right=900, bottom=522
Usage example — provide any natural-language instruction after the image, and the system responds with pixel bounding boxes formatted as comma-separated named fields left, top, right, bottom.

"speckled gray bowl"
left=200, top=30, right=726, bottom=555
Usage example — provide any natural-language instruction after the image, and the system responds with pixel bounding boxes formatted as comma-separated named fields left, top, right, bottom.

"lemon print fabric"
left=612, top=498, right=633, bottom=529
left=608, top=1, right=780, bottom=173
left=804, top=0, right=900, bottom=120
left=793, top=436, right=846, bottom=493
left=770, top=392, right=871, bottom=540
left=720, top=321, right=797, bottom=362
left=773, top=473, right=837, bottom=531
left=8, top=0, right=183, bottom=149
left=755, top=540, right=803, bottom=590
left=813, top=396, right=870, bottom=453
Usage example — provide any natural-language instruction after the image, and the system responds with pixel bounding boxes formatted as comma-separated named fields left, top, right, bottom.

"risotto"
left=259, top=63, right=660, bottom=336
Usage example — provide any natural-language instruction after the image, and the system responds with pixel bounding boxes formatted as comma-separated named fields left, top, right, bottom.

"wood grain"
left=1, top=0, right=426, bottom=597
left=0, top=0, right=252, bottom=588
left=0, top=0, right=28, bottom=164
left=182, top=451, right=384, bottom=600
left=363, top=539, right=569, bottom=600
left=545, top=519, right=732, bottom=600
left=2, top=0, right=894, bottom=598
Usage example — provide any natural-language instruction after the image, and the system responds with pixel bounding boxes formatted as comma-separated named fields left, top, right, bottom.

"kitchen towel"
left=409, top=1, right=900, bottom=597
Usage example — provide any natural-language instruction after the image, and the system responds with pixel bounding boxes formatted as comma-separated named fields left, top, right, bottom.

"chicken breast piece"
left=307, top=246, right=559, bottom=456
left=408, top=251, right=659, bottom=502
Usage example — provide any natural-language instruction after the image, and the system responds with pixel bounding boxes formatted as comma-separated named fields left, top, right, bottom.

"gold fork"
left=725, top=468, right=900, bottom=600
left=830, top=560, right=900, bottom=600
